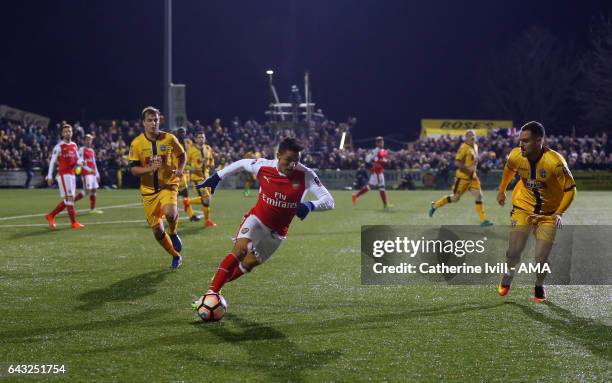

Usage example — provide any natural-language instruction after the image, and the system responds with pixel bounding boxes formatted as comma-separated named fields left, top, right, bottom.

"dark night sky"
left=1, top=0, right=610, bottom=139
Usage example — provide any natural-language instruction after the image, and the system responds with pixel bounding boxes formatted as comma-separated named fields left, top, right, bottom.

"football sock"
left=183, top=197, right=195, bottom=217
left=434, top=195, right=452, bottom=209
left=226, top=262, right=247, bottom=283
left=203, top=206, right=210, bottom=221
left=500, top=271, right=514, bottom=286
left=475, top=200, right=486, bottom=222
left=355, top=185, right=369, bottom=198
left=189, top=197, right=201, bottom=206
left=90, top=193, right=96, bottom=209
left=65, top=202, right=77, bottom=224
left=379, top=189, right=388, bottom=205
left=209, top=253, right=239, bottom=292
left=158, top=232, right=181, bottom=257
left=535, top=263, right=548, bottom=287
left=74, top=191, right=85, bottom=202
left=49, top=201, right=66, bottom=217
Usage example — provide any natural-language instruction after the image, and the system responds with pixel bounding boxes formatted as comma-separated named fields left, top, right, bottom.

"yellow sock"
left=475, top=201, right=486, bottom=221
left=186, top=204, right=195, bottom=218
left=168, top=218, right=178, bottom=235
left=203, top=206, right=210, bottom=221
left=158, top=233, right=180, bottom=257
left=189, top=197, right=201, bottom=205
left=434, top=195, right=452, bottom=209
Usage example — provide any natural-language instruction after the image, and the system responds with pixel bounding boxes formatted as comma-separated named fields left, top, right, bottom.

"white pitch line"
left=0, top=202, right=142, bottom=221
left=0, top=219, right=146, bottom=228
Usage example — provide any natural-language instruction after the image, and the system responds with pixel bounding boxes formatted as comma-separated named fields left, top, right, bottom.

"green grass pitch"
left=0, top=188, right=610, bottom=382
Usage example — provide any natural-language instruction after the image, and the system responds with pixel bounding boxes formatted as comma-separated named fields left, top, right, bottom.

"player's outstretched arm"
left=196, top=158, right=261, bottom=194
left=196, top=173, right=221, bottom=194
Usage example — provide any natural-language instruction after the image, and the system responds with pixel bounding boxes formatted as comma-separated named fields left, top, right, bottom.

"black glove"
left=296, top=202, right=315, bottom=220
left=196, top=172, right=221, bottom=194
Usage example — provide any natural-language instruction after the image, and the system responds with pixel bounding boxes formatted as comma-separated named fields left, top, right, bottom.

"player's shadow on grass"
left=76, top=269, right=169, bottom=311
left=0, top=309, right=171, bottom=344
left=509, top=301, right=612, bottom=361
left=10, top=227, right=70, bottom=240
left=190, top=314, right=342, bottom=383
left=253, top=301, right=507, bottom=338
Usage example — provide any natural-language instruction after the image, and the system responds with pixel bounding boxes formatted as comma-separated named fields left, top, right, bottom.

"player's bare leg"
left=152, top=218, right=182, bottom=268
left=533, top=237, right=555, bottom=302
left=162, top=203, right=182, bottom=253
left=498, top=230, right=529, bottom=296
left=469, top=188, right=492, bottom=226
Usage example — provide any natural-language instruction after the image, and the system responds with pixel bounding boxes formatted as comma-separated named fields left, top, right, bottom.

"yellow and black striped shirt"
left=505, top=147, right=576, bottom=214
left=128, top=132, right=185, bottom=195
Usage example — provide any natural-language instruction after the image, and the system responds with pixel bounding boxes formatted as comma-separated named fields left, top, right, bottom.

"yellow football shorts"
left=141, top=188, right=178, bottom=227
left=451, top=176, right=481, bottom=196
left=510, top=207, right=557, bottom=242
left=178, top=174, right=189, bottom=191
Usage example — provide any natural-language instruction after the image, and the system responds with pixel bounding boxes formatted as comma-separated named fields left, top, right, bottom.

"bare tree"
left=480, top=27, right=579, bottom=130
left=576, top=17, right=612, bottom=133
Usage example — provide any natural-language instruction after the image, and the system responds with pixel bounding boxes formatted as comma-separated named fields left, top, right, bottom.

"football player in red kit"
left=195, top=138, right=335, bottom=295
left=352, top=136, right=392, bottom=209
left=74, top=134, right=103, bottom=213
left=45, top=124, right=85, bottom=229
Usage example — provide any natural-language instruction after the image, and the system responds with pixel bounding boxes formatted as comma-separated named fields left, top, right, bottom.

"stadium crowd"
left=0, top=117, right=610, bottom=188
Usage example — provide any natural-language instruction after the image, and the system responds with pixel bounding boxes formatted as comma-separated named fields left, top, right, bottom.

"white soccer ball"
left=193, top=293, right=228, bottom=322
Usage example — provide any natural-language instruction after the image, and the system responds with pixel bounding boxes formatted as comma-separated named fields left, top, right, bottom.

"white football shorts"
left=234, top=214, right=285, bottom=264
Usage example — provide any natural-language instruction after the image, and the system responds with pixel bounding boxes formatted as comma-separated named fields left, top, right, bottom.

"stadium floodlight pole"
left=304, top=71, right=310, bottom=124
left=163, top=0, right=173, bottom=131
left=266, top=69, right=283, bottom=121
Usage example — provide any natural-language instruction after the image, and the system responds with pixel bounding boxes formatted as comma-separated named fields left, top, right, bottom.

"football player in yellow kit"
left=429, top=130, right=493, bottom=226
left=187, top=131, right=216, bottom=227
left=496, top=121, right=576, bottom=302
left=129, top=106, right=186, bottom=268
left=175, top=127, right=201, bottom=222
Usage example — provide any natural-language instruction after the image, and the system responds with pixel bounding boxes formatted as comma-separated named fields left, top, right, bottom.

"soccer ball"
left=192, top=292, right=228, bottom=321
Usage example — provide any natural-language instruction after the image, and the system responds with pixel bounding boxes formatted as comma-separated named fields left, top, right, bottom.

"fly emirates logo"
left=261, top=192, right=299, bottom=209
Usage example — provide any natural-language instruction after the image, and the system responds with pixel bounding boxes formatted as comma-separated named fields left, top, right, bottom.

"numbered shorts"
left=368, top=172, right=385, bottom=187
left=510, top=207, right=557, bottom=242
left=141, top=188, right=178, bottom=227
left=57, top=174, right=76, bottom=198
left=82, top=174, right=99, bottom=190
left=451, top=176, right=481, bottom=196
left=234, top=214, right=285, bottom=264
